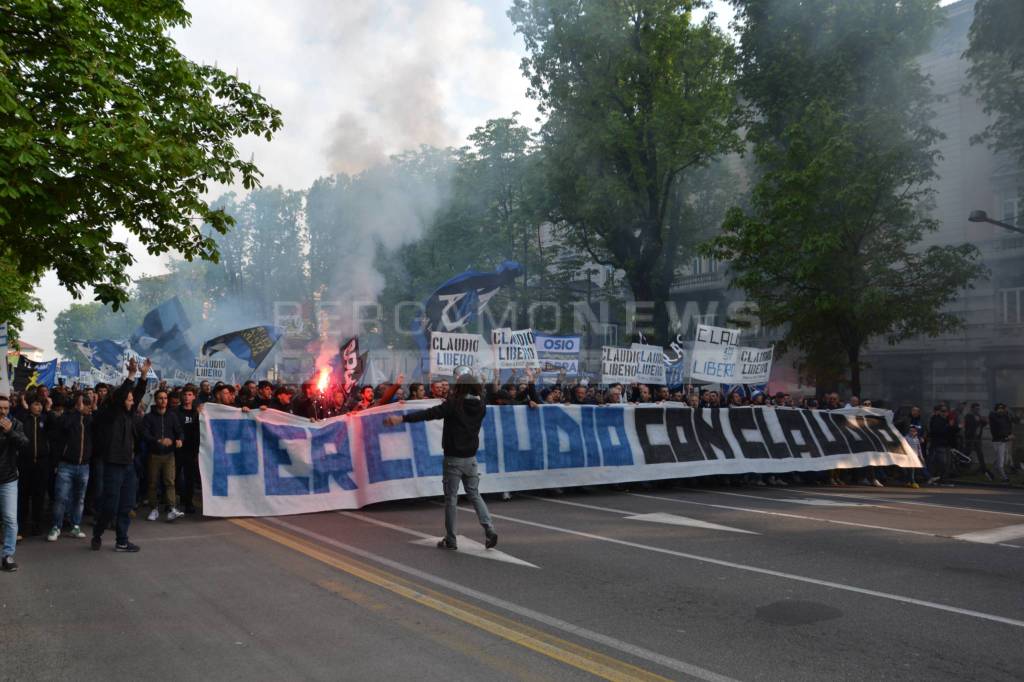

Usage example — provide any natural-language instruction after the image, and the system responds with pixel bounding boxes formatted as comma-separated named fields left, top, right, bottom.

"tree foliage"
left=705, top=0, right=984, bottom=394
left=964, top=0, right=1024, bottom=211
left=508, top=0, right=742, bottom=343
left=0, top=0, right=282, bottom=311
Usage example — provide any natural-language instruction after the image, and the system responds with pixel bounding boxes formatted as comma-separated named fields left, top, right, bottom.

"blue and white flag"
left=411, top=260, right=523, bottom=378
left=201, top=325, right=282, bottom=369
left=131, top=297, right=194, bottom=370
left=72, top=339, right=127, bottom=370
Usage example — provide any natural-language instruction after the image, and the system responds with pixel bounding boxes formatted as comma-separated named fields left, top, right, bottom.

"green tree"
left=705, top=0, right=984, bottom=395
left=964, top=0, right=1024, bottom=213
left=0, top=1, right=282, bottom=309
left=0, top=252, right=42, bottom=342
left=508, top=0, right=742, bottom=343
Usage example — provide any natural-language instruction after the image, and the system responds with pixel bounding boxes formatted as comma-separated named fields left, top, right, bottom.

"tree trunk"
left=627, top=272, right=672, bottom=346
left=847, top=346, right=861, bottom=398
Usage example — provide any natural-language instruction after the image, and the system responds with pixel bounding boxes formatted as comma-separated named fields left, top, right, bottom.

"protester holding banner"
left=384, top=372, right=498, bottom=551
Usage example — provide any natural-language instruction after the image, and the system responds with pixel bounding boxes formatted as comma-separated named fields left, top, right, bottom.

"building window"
left=1000, top=288, right=1023, bottom=325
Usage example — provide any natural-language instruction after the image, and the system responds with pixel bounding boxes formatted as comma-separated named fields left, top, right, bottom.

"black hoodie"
left=402, top=394, right=486, bottom=458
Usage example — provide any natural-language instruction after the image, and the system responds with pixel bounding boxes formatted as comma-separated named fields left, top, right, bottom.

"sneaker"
left=484, top=528, right=498, bottom=549
left=984, top=471, right=993, bottom=481
left=436, top=538, right=457, bottom=550
left=1, top=556, right=17, bottom=572
left=114, top=542, right=140, bottom=553
left=927, top=476, right=941, bottom=485
left=46, top=527, right=60, bottom=542
left=147, top=508, right=159, bottom=522
left=166, top=508, right=184, bottom=522
left=908, top=482, right=920, bottom=489
left=90, top=537, right=101, bottom=551
left=872, top=479, right=884, bottom=488
left=69, top=526, right=86, bottom=539
left=755, top=479, right=767, bottom=487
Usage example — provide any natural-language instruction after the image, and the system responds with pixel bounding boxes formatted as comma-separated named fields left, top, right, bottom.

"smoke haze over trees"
left=42, top=0, right=1011, bottom=397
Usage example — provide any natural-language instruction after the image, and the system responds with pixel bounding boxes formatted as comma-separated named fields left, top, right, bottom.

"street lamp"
left=968, top=209, right=1024, bottom=235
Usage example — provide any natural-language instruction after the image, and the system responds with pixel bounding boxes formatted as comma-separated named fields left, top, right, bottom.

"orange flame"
left=316, top=366, right=330, bottom=394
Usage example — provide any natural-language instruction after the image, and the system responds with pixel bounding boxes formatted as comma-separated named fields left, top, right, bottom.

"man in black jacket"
left=927, top=404, right=958, bottom=484
left=384, top=373, right=497, bottom=551
left=143, top=389, right=184, bottom=522
left=91, top=358, right=150, bottom=552
left=963, top=403, right=989, bottom=477
left=1, top=393, right=28, bottom=571
left=48, top=393, right=94, bottom=542
left=17, top=396, right=49, bottom=537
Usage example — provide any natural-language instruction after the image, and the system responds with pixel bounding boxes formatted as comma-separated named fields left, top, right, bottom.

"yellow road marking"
left=232, top=518, right=672, bottom=682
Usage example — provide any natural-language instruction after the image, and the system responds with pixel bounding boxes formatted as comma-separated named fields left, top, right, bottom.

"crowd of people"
left=0, top=361, right=1019, bottom=573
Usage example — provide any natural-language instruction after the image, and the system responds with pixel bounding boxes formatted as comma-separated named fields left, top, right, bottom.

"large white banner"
left=199, top=402, right=919, bottom=517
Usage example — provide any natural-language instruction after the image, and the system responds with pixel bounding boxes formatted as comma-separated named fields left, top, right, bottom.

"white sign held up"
left=194, top=357, right=227, bottom=382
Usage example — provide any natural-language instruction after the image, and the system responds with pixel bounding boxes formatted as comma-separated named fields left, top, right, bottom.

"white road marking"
left=705, top=490, right=874, bottom=507
left=519, top=494, right=756, bottom=535
left=965, top=497, right=1024, bottom=509
left=628, top=493, right=937, bottom=539
left=453, top=507, right=1024, bottom=629
left=266, top=517, right=737, bottom=682
left=955, top=524, right=1024, bottom=545
left=626, top=512, right=758, bottom=534
left=409, top=536, right=539, bottom=567
left=781, top=489, right=1024, bottom=518
left=339, top=512, right=539, bottom=568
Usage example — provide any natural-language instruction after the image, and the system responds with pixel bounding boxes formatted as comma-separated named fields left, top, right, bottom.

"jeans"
left=442, top=456, right=493, bottom=545
left=93, top=462, right=137, bottom=545
left=0, top=479, right=17, bottom=558
left=147, top=453, right=176, bottom=510
left=992, top=442, right=1009, bottom=479
left=52, top=463, right=90, bottom=529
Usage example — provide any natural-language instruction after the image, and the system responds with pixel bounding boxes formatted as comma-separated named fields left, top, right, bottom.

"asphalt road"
left=3, top=483, right=1024, bottom=681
